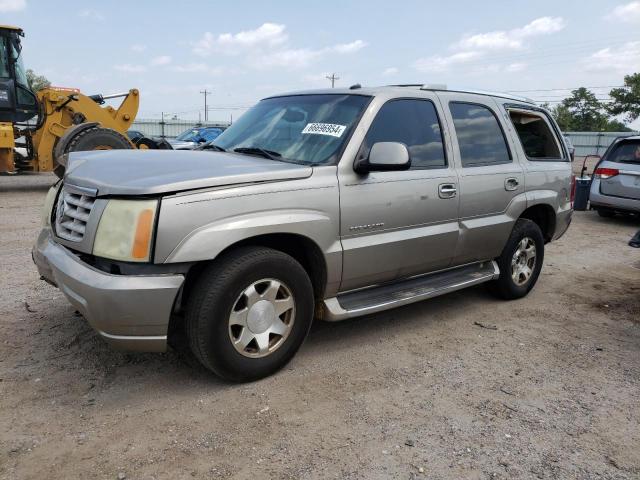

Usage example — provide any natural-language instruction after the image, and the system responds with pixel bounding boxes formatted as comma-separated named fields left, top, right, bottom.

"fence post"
left=160, top=112, right=166, bottom=139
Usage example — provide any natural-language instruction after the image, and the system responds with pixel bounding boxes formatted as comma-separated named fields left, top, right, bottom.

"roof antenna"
left=349, top=84, right=361, bottom=90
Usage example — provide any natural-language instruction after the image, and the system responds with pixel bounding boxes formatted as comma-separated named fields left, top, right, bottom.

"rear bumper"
left=33, top=228, right=184, bottom=352
left=590, top=180, right=640, bottom=213
left=553, top=208, right=572, bottom=241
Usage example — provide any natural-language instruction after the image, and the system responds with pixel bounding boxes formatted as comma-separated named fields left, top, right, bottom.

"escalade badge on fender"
left=349, top=222, right=384, bottom=232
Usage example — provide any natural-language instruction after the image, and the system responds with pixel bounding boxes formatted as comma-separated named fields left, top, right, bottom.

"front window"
left=176, top=129, right=206, bottom=142
left=357, top=98, right=447, bottom=169
left=213, top=94, right=371, bottom=165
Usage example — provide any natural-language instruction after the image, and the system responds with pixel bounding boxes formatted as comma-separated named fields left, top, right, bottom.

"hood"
left=168, top=139, right=197, bottom=150
left=64, top=149, right=312, bottom=196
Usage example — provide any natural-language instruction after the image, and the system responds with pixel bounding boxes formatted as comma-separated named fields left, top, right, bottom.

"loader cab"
left=0, top=25, right=38, bottom=123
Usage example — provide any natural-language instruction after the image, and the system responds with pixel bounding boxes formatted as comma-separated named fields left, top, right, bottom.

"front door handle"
left=505, top=177, right=520, bottom=191
left=438, top=183, right=457, bottom=199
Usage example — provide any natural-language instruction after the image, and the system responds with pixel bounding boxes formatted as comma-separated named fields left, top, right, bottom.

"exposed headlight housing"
left=41, top=183, right=61, bottom=226
left=93, top=199, right=158, bottom=262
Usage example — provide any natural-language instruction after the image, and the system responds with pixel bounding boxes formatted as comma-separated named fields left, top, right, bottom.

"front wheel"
left=186, top=247, right=314, bottom=382
left=491, top=218, right=545, bottom=300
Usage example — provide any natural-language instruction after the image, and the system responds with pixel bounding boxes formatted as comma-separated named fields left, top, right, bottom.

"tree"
left=547, top=103, right=574, bottom=131
left=26, top=69, right=51, bottom=92
left=546, top=87, right=632, bottom=132
left=609, top=73, right=640, bottom=123
left=560, top=87, right=607, bottom=131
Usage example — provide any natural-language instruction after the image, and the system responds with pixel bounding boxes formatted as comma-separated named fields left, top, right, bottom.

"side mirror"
left=354, top=142, right=411, bottom=173
left=197, top=137, right=207, bottom=143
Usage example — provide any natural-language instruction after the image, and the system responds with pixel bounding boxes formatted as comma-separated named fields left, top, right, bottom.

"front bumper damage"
left=33, top=228, right=184, bottom=352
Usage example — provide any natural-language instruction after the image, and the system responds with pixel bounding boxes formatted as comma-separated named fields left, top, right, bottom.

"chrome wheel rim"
left=228, top=278, right=295, bottom=358
left=511, top=237, right=537, bottom=286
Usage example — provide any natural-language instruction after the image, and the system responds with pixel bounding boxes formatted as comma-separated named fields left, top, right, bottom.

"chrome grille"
left=54, top=187, right=96, bottom=242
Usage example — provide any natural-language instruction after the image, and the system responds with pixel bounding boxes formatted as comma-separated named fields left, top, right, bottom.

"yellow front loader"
left=0, top=25, right=168, bottom=175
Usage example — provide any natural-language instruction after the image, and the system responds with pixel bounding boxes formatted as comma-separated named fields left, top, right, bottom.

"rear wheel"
left=491, top=218, right=545, bottom=300
left=186, top=247, right=314, bottom=382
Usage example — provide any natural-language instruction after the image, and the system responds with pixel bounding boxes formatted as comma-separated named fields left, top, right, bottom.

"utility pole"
left=200, top=89, right=211, bottom=121
left=326, top=73, right=340, bottom=88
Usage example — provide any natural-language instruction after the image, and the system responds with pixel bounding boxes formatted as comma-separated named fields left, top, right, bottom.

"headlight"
left=93, top=199, right=158, bottom=262
left=42, top=183, right=61, bottom=226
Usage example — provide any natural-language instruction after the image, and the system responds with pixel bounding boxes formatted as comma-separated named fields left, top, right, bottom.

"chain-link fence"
left=131, top=118, right=231, bottom=139
left=564, top=131, right=639, bottom=157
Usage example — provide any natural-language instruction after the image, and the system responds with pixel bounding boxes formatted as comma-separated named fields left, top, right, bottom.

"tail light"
left=594, top=167, right=619, bottom=179
left=570, top=174, right=576, bottom=207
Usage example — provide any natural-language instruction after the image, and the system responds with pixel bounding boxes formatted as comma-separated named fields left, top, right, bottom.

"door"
left=338, top=96, right=460, bottom=292
left=437, top=94, right=524, bottom=265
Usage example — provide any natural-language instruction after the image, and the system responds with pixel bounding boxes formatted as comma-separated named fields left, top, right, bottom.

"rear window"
left=606, top=140, right=640, bottom=164
left=509, top=110, right=563, bottom=160
left=449, top=102, right=511, bottom=167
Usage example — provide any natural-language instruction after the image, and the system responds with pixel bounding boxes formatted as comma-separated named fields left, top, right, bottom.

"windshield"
left=11, top=40, right=28, bottom=88
left=0, top=36, right=9, bottom=78
left=176, top=127, right=223, bottom=142
left=0, top=34, right=27, bottom=86
left=608, top=140, right=640, bottom=165
left=212, top=94, right=371, bottom=165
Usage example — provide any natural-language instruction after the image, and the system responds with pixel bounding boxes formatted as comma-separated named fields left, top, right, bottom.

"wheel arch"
left=177, top=232, right=328, bottom=314
left=519, top=203, right=556, bottom=243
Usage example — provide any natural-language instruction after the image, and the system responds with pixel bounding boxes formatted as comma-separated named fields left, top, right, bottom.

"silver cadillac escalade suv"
left=34, top=85, right=573, bottom=381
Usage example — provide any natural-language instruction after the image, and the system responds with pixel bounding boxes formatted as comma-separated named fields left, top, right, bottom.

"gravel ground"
left=1, top=174, right=639, bottom=480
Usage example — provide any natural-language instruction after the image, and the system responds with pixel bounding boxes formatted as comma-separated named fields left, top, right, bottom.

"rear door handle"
left=505, top=177, right=520, bottom=191
left=438, top=183, right=457, bottom=199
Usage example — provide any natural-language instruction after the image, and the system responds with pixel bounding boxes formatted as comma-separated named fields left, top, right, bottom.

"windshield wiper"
left=198, top=143, right=226, bottom=152
left=233, top=147, right=282, bottom=160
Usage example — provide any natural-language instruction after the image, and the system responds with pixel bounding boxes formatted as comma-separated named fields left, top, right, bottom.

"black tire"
left=597, top=208, right=616, bottom=218
left=186, top=247, right=314, bottom=382
left=53, top=126, right=133, bottom=177
left=65, top=126, right=132, bottom=153
left=134, top=137, right=159, bottom=149
left=491, top=218, right=545, bottom=300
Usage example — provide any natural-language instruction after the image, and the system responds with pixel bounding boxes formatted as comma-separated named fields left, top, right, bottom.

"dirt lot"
left=1, top=174, right=639, bottom=480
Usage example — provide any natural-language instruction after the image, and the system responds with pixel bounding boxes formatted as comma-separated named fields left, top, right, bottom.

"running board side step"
left=323, top=261, right=499, bottom=321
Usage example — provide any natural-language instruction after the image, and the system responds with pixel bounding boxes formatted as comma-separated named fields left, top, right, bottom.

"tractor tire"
left=53, top=126, right=133, bottom=177
left=65, top=126, right=133, bottom=154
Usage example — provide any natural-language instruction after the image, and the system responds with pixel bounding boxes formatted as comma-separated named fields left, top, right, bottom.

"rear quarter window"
left=508, top=109, right=565, bottom=161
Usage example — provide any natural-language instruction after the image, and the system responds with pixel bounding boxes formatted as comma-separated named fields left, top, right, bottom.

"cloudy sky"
left=2, top=0, right=639, bottom=124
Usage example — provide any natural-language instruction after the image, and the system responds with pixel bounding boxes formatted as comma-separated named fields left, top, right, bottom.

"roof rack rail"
left=388, top=83, right=449, bottom=90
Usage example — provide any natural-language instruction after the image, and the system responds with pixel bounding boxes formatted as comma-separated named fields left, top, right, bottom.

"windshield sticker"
left=301, top=123, right=346, bottom=138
